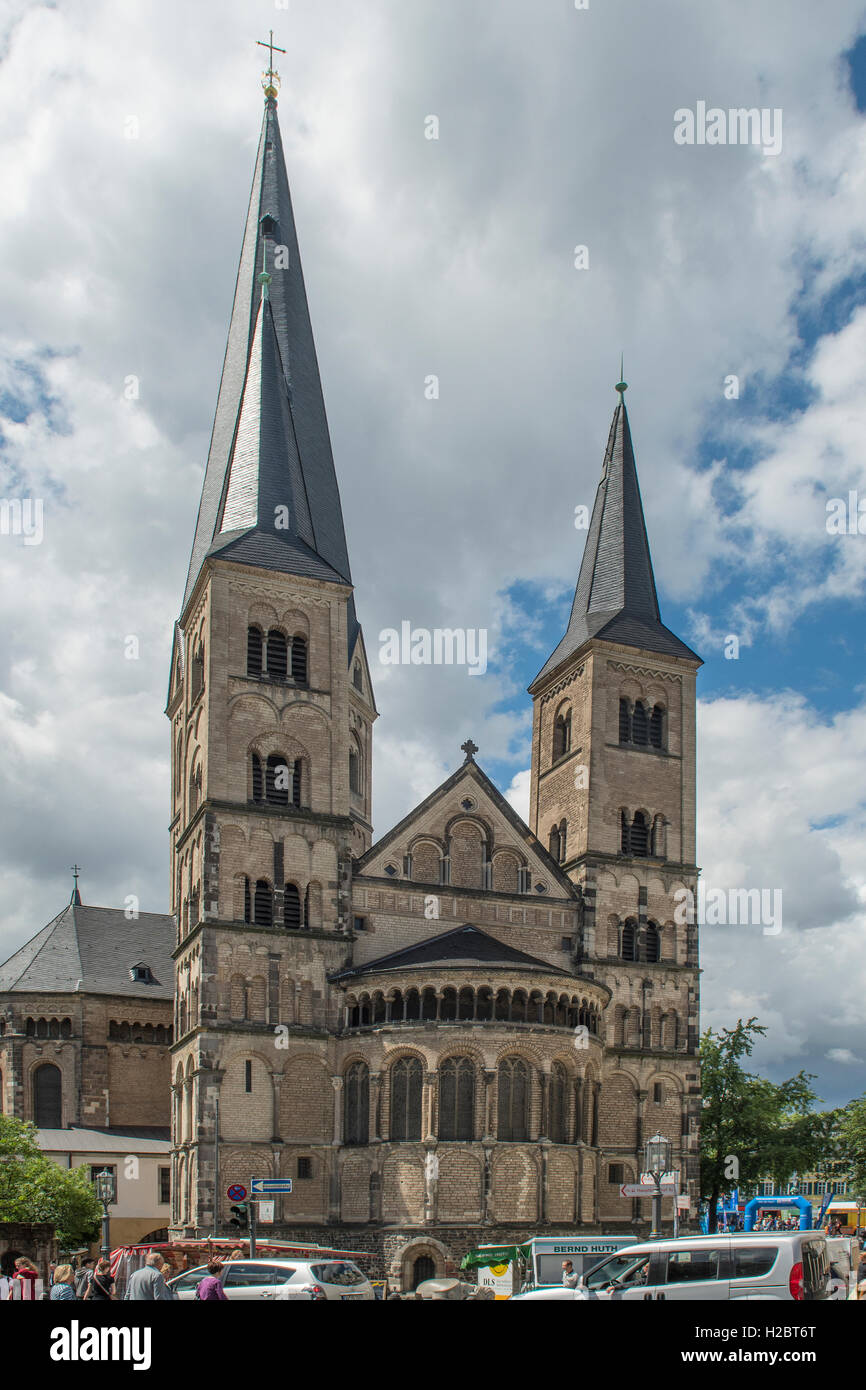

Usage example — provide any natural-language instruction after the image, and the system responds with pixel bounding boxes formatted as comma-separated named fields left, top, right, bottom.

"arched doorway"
left=412, top=1255, right=436, bottom=1288
left=33, top=1063, right=62, bottom=1127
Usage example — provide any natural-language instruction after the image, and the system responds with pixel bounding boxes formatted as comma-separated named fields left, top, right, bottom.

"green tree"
left=835, top=1094, right=866, bottom=1200
left=700, top=1019, right=824, bottom=1231
left=0, top=1115, right=101, bottom=1248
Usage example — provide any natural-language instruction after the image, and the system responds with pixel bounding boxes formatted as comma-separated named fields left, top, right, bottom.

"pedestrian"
left=124, top=1252, right=172, bottom=1301
left=856, top=1253, right=866, bottom=1300
left=561, top=1260, right=579, bottom=1289
left=83, top=1257, right=115, bottom=1302
left=0, top=1252, right=21, bottom=1300
left=9, top=1257, right=40, bottom=1301
left=74, top=1257, right=95, bottom=1298
left=194, top=1261, right=227, bottom=1301
left=49, top=1265, right=78, bottom=1302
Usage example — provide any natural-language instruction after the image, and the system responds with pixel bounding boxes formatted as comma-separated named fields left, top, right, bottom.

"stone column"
left=271, top=1072, right=283, bottom=1142
left=483, top=1069, right=496, bottom=1140
left=539, top=1137, right=551, bottom=1222
left=482, top=1140, right=495, bottom=1226
left=424, top=1141, right=439, bottom=1224
left=538, top=1066, right=550, bottom=1140
left=423, top=1071, right=437, bottom=1142
left=331, top=1075, right=343, bottom=1145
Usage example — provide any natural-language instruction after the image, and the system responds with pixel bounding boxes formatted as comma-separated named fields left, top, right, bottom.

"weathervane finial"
left=257, top=29, right=286, bottom=101
left=615, top=353, right=628, bottom=397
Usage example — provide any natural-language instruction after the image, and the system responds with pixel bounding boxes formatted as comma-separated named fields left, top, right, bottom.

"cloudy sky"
left=1, top=0, right=866, bottom=1109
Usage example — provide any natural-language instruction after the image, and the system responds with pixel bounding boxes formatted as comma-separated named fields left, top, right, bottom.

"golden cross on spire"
left=257, top=30, right=286, bottom=100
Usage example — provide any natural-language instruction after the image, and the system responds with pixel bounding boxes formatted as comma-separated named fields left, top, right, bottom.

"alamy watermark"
left=674, top=103, right=783, bottom=157
left=0, top=498, right=43, bottom=546
left=675, top=885, right=782, bottom=936
left=379, top=622, right=487, bottom=676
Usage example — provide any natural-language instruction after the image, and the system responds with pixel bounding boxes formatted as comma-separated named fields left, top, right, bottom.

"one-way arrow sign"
left=251, top=1177, right=293, bottom=1195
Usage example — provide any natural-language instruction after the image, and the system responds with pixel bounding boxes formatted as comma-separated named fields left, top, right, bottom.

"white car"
left=168, top=1257, right=374, bottom=1302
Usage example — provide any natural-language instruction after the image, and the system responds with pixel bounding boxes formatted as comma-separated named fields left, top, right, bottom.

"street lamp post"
left=95, top=1167, right=116, bottom=1262
left=644, top=1133, right=672, bottom=1240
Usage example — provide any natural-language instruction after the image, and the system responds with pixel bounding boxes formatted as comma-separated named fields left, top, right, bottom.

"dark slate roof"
left=0, top=901, right=175, bottom=1000
left=330, top=924, right=572, bottom=980
left=531, top=397, right=700, bottom=687
left=182, top=96, right=359, bottom=657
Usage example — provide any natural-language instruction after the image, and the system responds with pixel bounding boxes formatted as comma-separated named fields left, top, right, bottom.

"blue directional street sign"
left=250, top=1177, right=293, bottom=1195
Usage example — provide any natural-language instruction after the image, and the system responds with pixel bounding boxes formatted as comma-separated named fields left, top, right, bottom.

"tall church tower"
left=167, top=77, right=376, bottom=1236
left=528, top=381, right=703, bottom=1224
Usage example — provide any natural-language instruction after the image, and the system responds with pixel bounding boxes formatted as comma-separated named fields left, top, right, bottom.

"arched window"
left=645, top=922, right=661, bottom=963
left=622, top=918, right=637, bottom=961
left=439, top=1057, right=475, bottom=1141
left=558, top=819, right=567, bottom=863
left=630, top=811, right=649, bottom=857
left=390, top=1057, right=422, bottom=1141
left=349, top=746, right=361, bottom=795
left=549, top=1061, right=567, bottom=1143
left=344, top=1062, right=369, bottom=1145
left=291, top=635, right=308, bottom=685
left=497, top=1057, right=530, bottom=1141
left=619, top=698, right=631, bottom=744
left=188, top=765, right=200, bottom=816
left=650, top=704, right=665, bottom=749
left=553, top=709, right=571, bottom=761
left=243, top=876, right=251, bottom=924
left=621, top=810, right=630, bottom=855
left=33, top=1063, right=62, bottom=1127
left=247, top=625, right=263, bottom=676
left=632, top=701, right=649, bottom=746
left=253, top=880, right=273, bottom=927
left=292, top=760, right=303, bottom=808
left=548, top=824, right=561, bottom=862
left=251, top=753, right=263, bottom=803
left=266, top=754, right=290, bottom=806
left=353, top=662, right=363, bottom=691
left=266, top=629, right=288, bottom=680
left=190, top=643, right=204, bottom=698
left=284, top=884, right=302, bottom=930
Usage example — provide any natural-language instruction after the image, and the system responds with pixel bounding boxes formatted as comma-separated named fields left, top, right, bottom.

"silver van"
left=523, top=1232, right=832, bottom=1301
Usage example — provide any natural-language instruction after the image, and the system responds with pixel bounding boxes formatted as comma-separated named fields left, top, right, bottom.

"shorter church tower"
left=528, top=380, right=703, bottom=1225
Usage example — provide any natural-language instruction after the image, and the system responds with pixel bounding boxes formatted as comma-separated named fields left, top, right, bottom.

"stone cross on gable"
left=461, top=739, right=478, bottom=761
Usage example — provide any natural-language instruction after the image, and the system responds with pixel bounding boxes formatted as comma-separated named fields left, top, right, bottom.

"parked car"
left=167, top=1257, right=374, bottom=1302
left=513, top=1232, right=833, bottom=1302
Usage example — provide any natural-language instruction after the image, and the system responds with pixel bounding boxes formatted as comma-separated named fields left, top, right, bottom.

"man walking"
left=124, top=1253, right=172, bottom=1301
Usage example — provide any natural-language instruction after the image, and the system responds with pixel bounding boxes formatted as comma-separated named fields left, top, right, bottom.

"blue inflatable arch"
left=743, top=1195, right=813, bottom=1231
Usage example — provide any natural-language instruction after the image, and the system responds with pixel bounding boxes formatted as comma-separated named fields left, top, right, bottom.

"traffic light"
left=229, top=1202, right=248, bottom=1229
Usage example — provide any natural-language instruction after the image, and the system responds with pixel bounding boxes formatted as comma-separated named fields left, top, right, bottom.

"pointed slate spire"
left=532, top=389, right=700, bottom=686
left=183, top=94, right=359, bottom=654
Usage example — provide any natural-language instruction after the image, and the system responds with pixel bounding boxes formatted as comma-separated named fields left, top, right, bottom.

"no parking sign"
left=227, top=1183, right=247, bottom=1202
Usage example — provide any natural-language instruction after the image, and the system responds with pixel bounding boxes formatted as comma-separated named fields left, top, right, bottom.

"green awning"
left=460, top=1244, right=532, bottom=1271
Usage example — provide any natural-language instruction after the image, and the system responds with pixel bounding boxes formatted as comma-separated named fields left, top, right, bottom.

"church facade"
left=168, top=85, right=702, bottom=1288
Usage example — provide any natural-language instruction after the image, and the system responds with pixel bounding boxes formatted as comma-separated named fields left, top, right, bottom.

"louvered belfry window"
left=243, top=876, right=251, bottom=923
left=632, top=700, right=649, bottom=745
left=253, top=880, right=273, bottom=927
left=630, top=811, right=649, bottom=857
left=390, top=1057, right=423, bottom=1141
left=646, top=922, right=661, bottom=963
left=344, top=1061, right=369, bottom=1146
left=439, top=1057, right=475, bottom=1141
left=247, top=626, right=263, bottom=675
left=266, top=754, right=289, bottom=806
left=498, top=1057, right=530, bottom=1141
left=291, top=635, right=308, bottom=685
left=549, top=1061, right=567, bottom=1143
left=622, top=918, right=637, bottom=960
left=284, top=883, right=301, bottom=930
left=266, top=629, right=288, bottom=679
left=619, top=698, right=631, bottom=744
left=650, top=704, right=664, bottom=749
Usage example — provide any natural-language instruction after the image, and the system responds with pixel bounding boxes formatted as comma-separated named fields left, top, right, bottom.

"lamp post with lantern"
left=644, top=1133, right=672, bottom=1239
left=95, top=1167, right=116, bottom=1263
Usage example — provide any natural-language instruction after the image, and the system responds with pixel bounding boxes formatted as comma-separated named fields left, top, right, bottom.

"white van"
left=517, top=1232, right=833, bottom=1301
